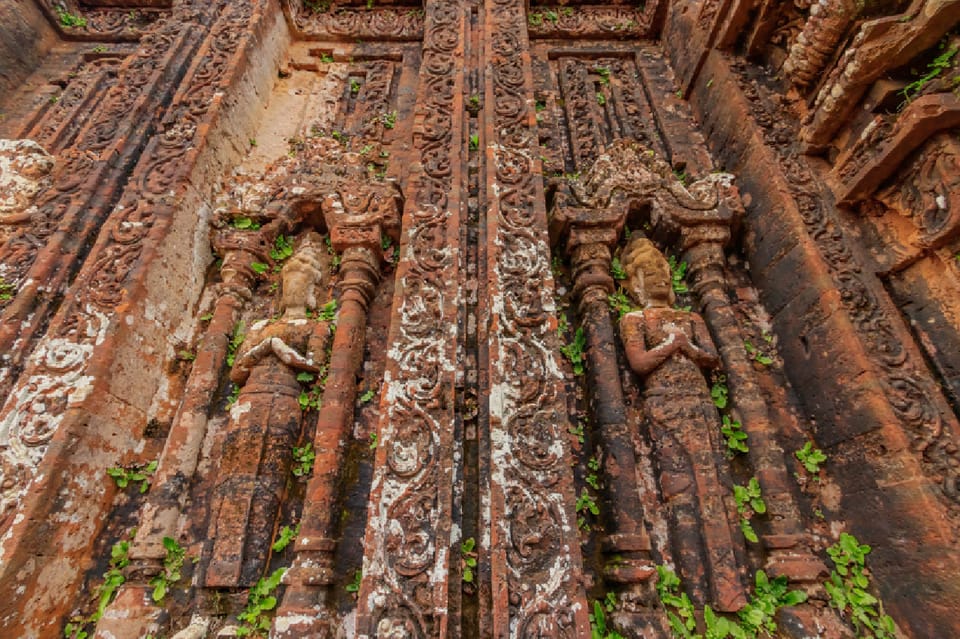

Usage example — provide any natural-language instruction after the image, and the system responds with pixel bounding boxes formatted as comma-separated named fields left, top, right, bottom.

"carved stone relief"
left=3, top=1, right=960, bottom=638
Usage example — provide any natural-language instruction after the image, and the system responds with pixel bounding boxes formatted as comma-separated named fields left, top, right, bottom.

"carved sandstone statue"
left=618, top=237, right=744, bottom=611
left=206, top=233, right=333, bottom=587
left=230, top=234, right=330, bottom=386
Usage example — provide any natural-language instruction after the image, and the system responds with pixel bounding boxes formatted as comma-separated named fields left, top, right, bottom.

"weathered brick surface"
left=2, top=1, right=960, bottom=638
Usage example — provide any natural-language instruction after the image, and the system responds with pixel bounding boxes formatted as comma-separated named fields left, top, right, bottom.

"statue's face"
left=281, top=268, right=317, bottom=314
left=0, top=140, right=54, bottom=216
left=622, top=238, right=675, bottom=308
left=626, top=262, right=674, bottom=308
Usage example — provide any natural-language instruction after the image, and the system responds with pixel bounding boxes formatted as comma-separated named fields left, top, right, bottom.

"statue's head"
left=0, top=139, right=54, bottom=218
left=621, top=236, right=674, bottom=308
left=280, top=232, right=325, bottom=317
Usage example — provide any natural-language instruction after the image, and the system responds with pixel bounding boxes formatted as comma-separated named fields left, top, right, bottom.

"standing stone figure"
left=618, top=236, right=744, bottom=611
left=206, top=232, right=333, bottom=587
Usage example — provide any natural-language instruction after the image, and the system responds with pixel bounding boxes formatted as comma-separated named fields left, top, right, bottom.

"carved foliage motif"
left=36, top=0, right=167, bottom=41
left=526, top=6, right=650, bottom=39
left=551, top=55, right=669, bottom=175
left=358, top=2, right=462, bottom=634
left=734, top=67, right=960, bottom=506
left=0, top=0, right=262, bottom=535
left=484, top=0, right=587, bottom=633
left=0, top=19, right=189, bottom=310
left=878, top=133, right=960, bottom=241
left=697, top=0, right=723, bottom=32
left=558, top=57, right=604, bottom=169
left=282, top=1, right=424, bottom=41
left=20, top=56, right=127, bottom=154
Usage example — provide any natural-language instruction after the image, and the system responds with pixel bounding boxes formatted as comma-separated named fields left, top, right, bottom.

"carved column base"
left=602, top=533, right=656, bottom=584
left=270, top=612, right=336, bottom=639
left=762, top=533, right=828, bottom=584
left=93, top=584, right=161, bottom=639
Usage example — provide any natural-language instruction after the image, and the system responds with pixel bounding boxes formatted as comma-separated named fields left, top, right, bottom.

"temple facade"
left=0, top=1, right=958, bottom=637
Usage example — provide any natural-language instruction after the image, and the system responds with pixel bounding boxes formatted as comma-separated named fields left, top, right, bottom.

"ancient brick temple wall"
left=0, top=0, right=56, bottom=95
left=0, top=1, right=958, bottom=638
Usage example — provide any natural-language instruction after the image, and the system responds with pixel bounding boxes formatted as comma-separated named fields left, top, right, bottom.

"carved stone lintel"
left=801, top=1, right=960, bottom=152
left=832, top=93, right=960, bottom=212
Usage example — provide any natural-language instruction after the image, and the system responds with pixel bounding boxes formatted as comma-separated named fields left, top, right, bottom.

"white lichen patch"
left=0, top=139, right=54, bottom=239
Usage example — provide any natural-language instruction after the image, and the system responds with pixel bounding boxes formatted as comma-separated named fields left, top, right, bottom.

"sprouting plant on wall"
left=589, top=599, right=625, bottom=639
left=710, top=374, right=729, bottom=409
left=64, top=533, right=134, bottom=639
left=107, top=460, right=158, bottom=494
left=305, top=0, right=331, bottom=13
left=594, top=66, right=611, bottom=85
left=461, top=537, right=478, bottom=583
left=319, top=299, right=338, bottom=322
left=585, top=456, right=601, bottom=490
left=576, top=488, right=599, bottom=531
left=57, top=8, right=88, bottom=28
left=668, top=256, right=689, bottom=294
left=611, top=256, right=627, bottom=281
left=527, top=12, right=544, bottom=27
left=607, top=290, right=634, bottom=320
left=825, top=533, right=897, bottom=639
left=270, top=235, right=294, bottom=262
left=656, top=565, right=807, bottom=639
left=271, top=524, right=300, bottom=553
left=236, top=568, right=286, bottom=637
left=231, top=216, right=261, bottom=231
left=720, top=415, right=749, bottom=455
left=381, top=110, right=398, bottom=129
left=324, top=234, right=341, bottom=270
left=560, top=327, right=587, bottom=376
left=568, top=420, right=585, bottom=444
left=795, top=442, right=827, bottom=474
left=292, top=443, right=316, bottom=477
left=556, top=311, right=568, bottom=337
left=733, top=478, right=766, bottom=543
left=655, top=565, right=698, bottom=636
left=345, top=569, right=363, bottom=594
left=226, top=384, right=241, bottom=406
left=0, top=276, right=14, bottom=301
left=743, top=340, right=773, bottom=366
left=901, top=38, right=959, bottom=105
left=149, top=536, right=185, bottom=602
left=226, top=321, right=245, bottom=367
